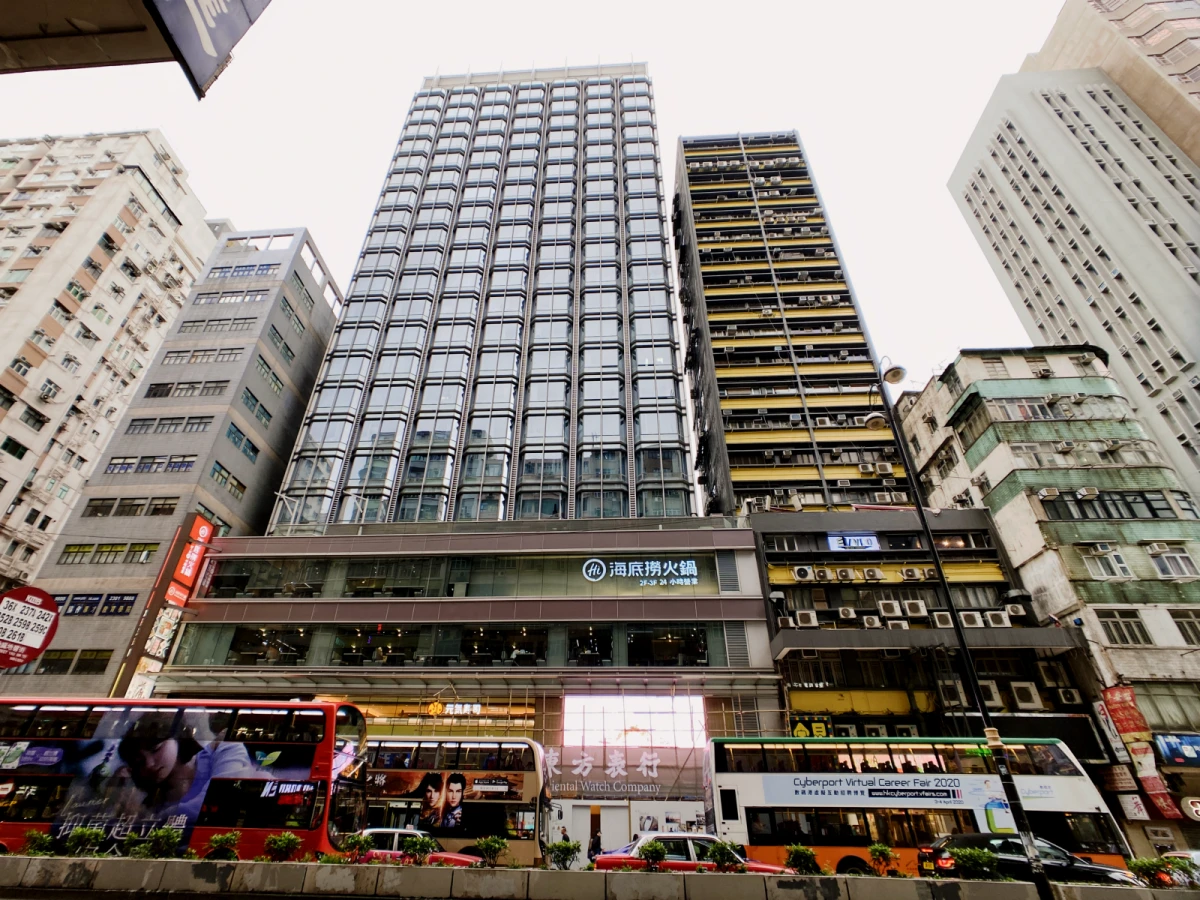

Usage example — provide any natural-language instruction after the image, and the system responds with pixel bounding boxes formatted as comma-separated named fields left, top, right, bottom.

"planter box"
left=529, top=869, right=605, bottom=900
left=947, top=880, right=1037, bottom=900
left=376, top=864, right=455, bottom=898
left=158, top=859, right=239, bottom=893
left=21, top=857, right=97, bottom=890
left=765, top=875, right=849, bottom=900
left=302, top=862, right=381, bottom=895
left=92, top=858, right=166, bottom=892
left=0, top=857, right=29, bottom=889
left=607, top=871, right=685, bottom=900
left=229, top=861, right=309, bottom=894
left=1053, top=887, right=1154, bottom=900
left=451, top=867, right=530, bottom=900
left=685, top=872, right=766, bottom=900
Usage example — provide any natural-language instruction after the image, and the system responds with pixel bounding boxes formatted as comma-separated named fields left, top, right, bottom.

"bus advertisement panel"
left=366, top=738, right=548, bottom=864
left=704, top=737, right=1128, bottom=875
left=0, top=699, right=366, bottom=858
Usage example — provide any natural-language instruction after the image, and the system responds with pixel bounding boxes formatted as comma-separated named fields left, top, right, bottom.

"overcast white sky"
left=2, top=0, right=1062, bottom=390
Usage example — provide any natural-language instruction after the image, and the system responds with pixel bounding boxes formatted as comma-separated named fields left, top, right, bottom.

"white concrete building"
left=0, top=131, right=214, bottom=588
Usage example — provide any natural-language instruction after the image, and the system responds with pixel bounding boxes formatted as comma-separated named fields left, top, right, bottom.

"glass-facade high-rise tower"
left=273, top=64, right=693, bottom=531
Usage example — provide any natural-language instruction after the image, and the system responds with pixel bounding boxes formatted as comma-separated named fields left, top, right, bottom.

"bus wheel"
left=836, top=856, right=870, bottom=875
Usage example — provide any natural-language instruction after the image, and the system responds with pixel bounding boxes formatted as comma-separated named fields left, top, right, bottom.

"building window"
left=63, top=594, right=101, bottom=616
left=35, top=650, right=74, bottom=674
left=18, top=408, right=48, bottom=431
left=1082, top=549, right=1133, bottom=579
left=210, top=461, right=232, bottom=489
left=982, top=357, right=1008, bottom=377
left=145, top=383, right=173, bottom=398
left=1133, top=681, right=1200, bottom=732
left=215, top=347, right=242, bottom=362
left=125, top=543, right=159, bottom=564
left=126, top=418, right=155, bottom=434
left=99, top=594, right=136, bottom=615
left=183, top=416, right=212, bottom=432
left=81, top=498, right=116, bottom=518
left=57, top=544, right=94, bottom=565
left=200, top=380, right=228, bottom=396
left=1172, top=609, right=1200, bottom=646
left=104, top=456, right=137, bottom=474
left=154, top=418, right=183, bottom=434
left=162, top=350, right=189, bottom=365
left=113, top=497, right=147, bottom=517
left=1096, top=609, right=1152, bottom=645
left=1152, top=548, right=1200, bottom=578
left=165, top=455, right=196, bottom=472
left=91, top=543, right=126, bottom=564
left=72, top=650, right=112, bottom=674
left=146, top=497, right=178, bottom=516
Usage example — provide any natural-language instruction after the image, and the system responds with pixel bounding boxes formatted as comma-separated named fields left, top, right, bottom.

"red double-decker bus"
left=0, top=698, right=366, bottom=858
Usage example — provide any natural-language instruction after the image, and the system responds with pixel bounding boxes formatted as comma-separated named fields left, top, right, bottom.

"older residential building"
left=1023, top=0, right=1200, bottom=169
left=0, top=131, right=213, bottom=590
left=272, top=63, right=692, bottom=532
left=0, top=227, right=340, bottom=697
left=672, top=133, right=1108, bottom=813
left=950, top=69, right=1200, bottom=498
left=897, top=346, right=1200, bottom=853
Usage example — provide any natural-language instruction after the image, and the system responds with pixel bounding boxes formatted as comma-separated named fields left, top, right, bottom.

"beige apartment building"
left=0, top=131, right=213, bottom=589
left=1025, top=0, right=1200, bottom=168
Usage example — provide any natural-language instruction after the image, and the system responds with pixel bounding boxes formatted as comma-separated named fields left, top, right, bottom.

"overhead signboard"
left=827, top=533, right=880, bottom=552
left=0, top=587, right=59, bottom=669
left=145, top=0, right=273, bottom=98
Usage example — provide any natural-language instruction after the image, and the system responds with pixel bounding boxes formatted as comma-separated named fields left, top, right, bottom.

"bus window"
left=334, top=706, right=364, bottom=748
left=0, top=706, right=34, bottom=738
left=0, top=777, right=71, bottom=822
left=728, top=744, right=765, bottom=773
left=1027, top=744, right=1080, bottom=776
left=775, top=809, right=814, bottom=842
left=892, top=746, right=939, bottom=774
left=28, top=705, right=91, bottom=738
left=805, top=744, right=840, bottom=773
left=82, top=705, right=121, bottom=739
left=911, top=810, right=976, bottom=844
left=506, top=807, right=537, bottom=839
left=1007, top=745, right=1036, bottom=775
left=230, top=708, right=294, bottom=742
left=866, top=810, right=914, bottom=847
left=199, top=779, right=323, bottom=830
left=836, top=746, right=856, bottom=772
left=411, top=742, right=440, bottom=769
left=459, top=742, right=500, bottom=769
left=440, top=742, right=459, bottom=768
left=719, top=788, right=739, bottom=821
left=940, top=744, right=996, bottom=775
left=814, top=810, right=870, bottom=846
left=501, top=742, right=533, bottom=770
left=375, top=742, right=416, bottom=768
left=763, top=744, right=797, bottom=772
left=748, top=809, right=773, bottom=839
left=852, top=744, right=893, bottom=773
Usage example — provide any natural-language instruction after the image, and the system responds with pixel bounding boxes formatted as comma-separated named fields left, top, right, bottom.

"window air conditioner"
left=858, top=464, right=875, bottom=474
left=836, top=568, right=856, bottom=581
left=1005, top=603, right=1027, bottom=617
left=986, top=610, right=1012, bottom=628
left=900, top=567, right=922, bottom=581
left=793, top=566, right=815, bottom=581
left=903, top=600, right=928, bottom=618
left=1037, top=661, right=1069, bottom=688
left=939, top=679, right=967, bottom=707
left=978, top=680, right=1004, bottom=708
left=1037, top=488, right=1060, bottom=500
left=878, top=600, right=903, bottom=617
left=793, top=610, right=819, bottom=628
left=1011, top=682, right=1043, bottom=710
left=1076, top=487, right=1100, bottom=500
left=814, top=567, right=834, bottom=582
left=776, top=616, right=796, bottom=630
left=1057, top=689, right=1083, bottom=705
left=959, top=611, right=986, bottom=628
left=838, top=607, right=858, bottom=620
left=932, top=611, right=955, bottom=629
left=1146, top=542, right=1171, bottom=556
left=887, top=620, right=910, bottom=630
left=861, top=615, right=883, bottom=629
left=863, top=567, right=884, bottom=580
left=876, top=463, right=894, bottom=475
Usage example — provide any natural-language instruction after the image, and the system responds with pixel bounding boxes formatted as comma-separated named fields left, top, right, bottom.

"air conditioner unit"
left=882, top=649, right=903, bottom=660
left=876, top=463, right=894, bottom=475
left=837, top=479, right=852, bottom=488
left=1011, top=682, right=1043, bottom=710
left=1005, top=603, right=1027, bottom=618
left=1043, top=394, right=1061, bottom=405
left=836, top=567, right=857, bottom=581
left=900, top=567, right=922, bottom=581
left=861, top=615, right=883, bottom=629
left=1037, top=488, right=1060, bottom=500
left=858, top=463, right=875, bottom=474
left=1146, top=542, right=1172, bottom=556
left=986, top=610, right=1012, bottom=628
left=887, top=620, right=910, bottom=630
left=1071, top=393, right=1087, bottom=403
left=863, top=567, right=884, bottom=581
left=978, top=680, right=1004, bottom=709
left=878, top=600, right=903, bottom=617
left=891, top=492, right=910, bottom=504
left=939, top=679, right=968, bottom=707
left=874, top=492, right=893, bottom=503
left=793, top=566, right=815, bottom=581
left=799, top=648, right=820, bottom=659
left=960, top=611, right=986, bottom=628
left=1058, top=689, right=1083, bottom=705
left=838, top=607, right=858, bottom=620
left=1055, top=441, right=1076, bottom=452
left=1076, top=487, right=1100, bottom=500
left=932, top=611, right=955, bottom=629
left=893, top=725, right=919, bottom=737
left=793, top=610, right=820, bottom=628
left=903, top=600, right=928, bottom=618
left=776, top=616, right=796, bottom=630
left=922, top=567, right=937, bottom=580
left=1033, top=367, right=1053, bottom=378
left=814, top=567, right=834, bottom=581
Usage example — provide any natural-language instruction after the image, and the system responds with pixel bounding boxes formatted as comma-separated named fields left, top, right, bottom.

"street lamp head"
left=883, top=365, right=907, bottom=385
left=864, top=412, right=889, bottom=431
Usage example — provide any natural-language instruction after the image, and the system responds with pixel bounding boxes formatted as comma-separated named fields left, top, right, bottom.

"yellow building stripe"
left=715, top=362, right=876, bottom=378
left=705, top=282, right=847, bottom=298
left=706, top=307, right=855, bottom=322
left=767, top=561, right=1005, bottom=586
left=710, top=334, right=866, bottom=350
left=787, top=690, right=939, bottom=715
left=720, top=394, right=877, bottom=410
left=683, top=146, right=802, bottom=158
left=702, top=259, right=841, bottom=274
left=689, top=179, right=813, bottom=193
left=723, top=426, right=895, bottom=444
left=730, top=464, right=906, bottom=483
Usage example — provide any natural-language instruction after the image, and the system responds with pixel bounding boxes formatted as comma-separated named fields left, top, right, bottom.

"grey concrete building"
left=1, top=227, right=340, bottom=695
left=0, top=131, right=214, bottom=591
left=950, top=69, right=1200, bottom=498
left=272, top=63, right=694, bottom=532
left=1024, top=0, right=1200, bottom=169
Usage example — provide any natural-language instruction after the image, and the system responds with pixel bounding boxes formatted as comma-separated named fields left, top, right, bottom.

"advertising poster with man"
left=369, top=769, right=525, bottom=838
